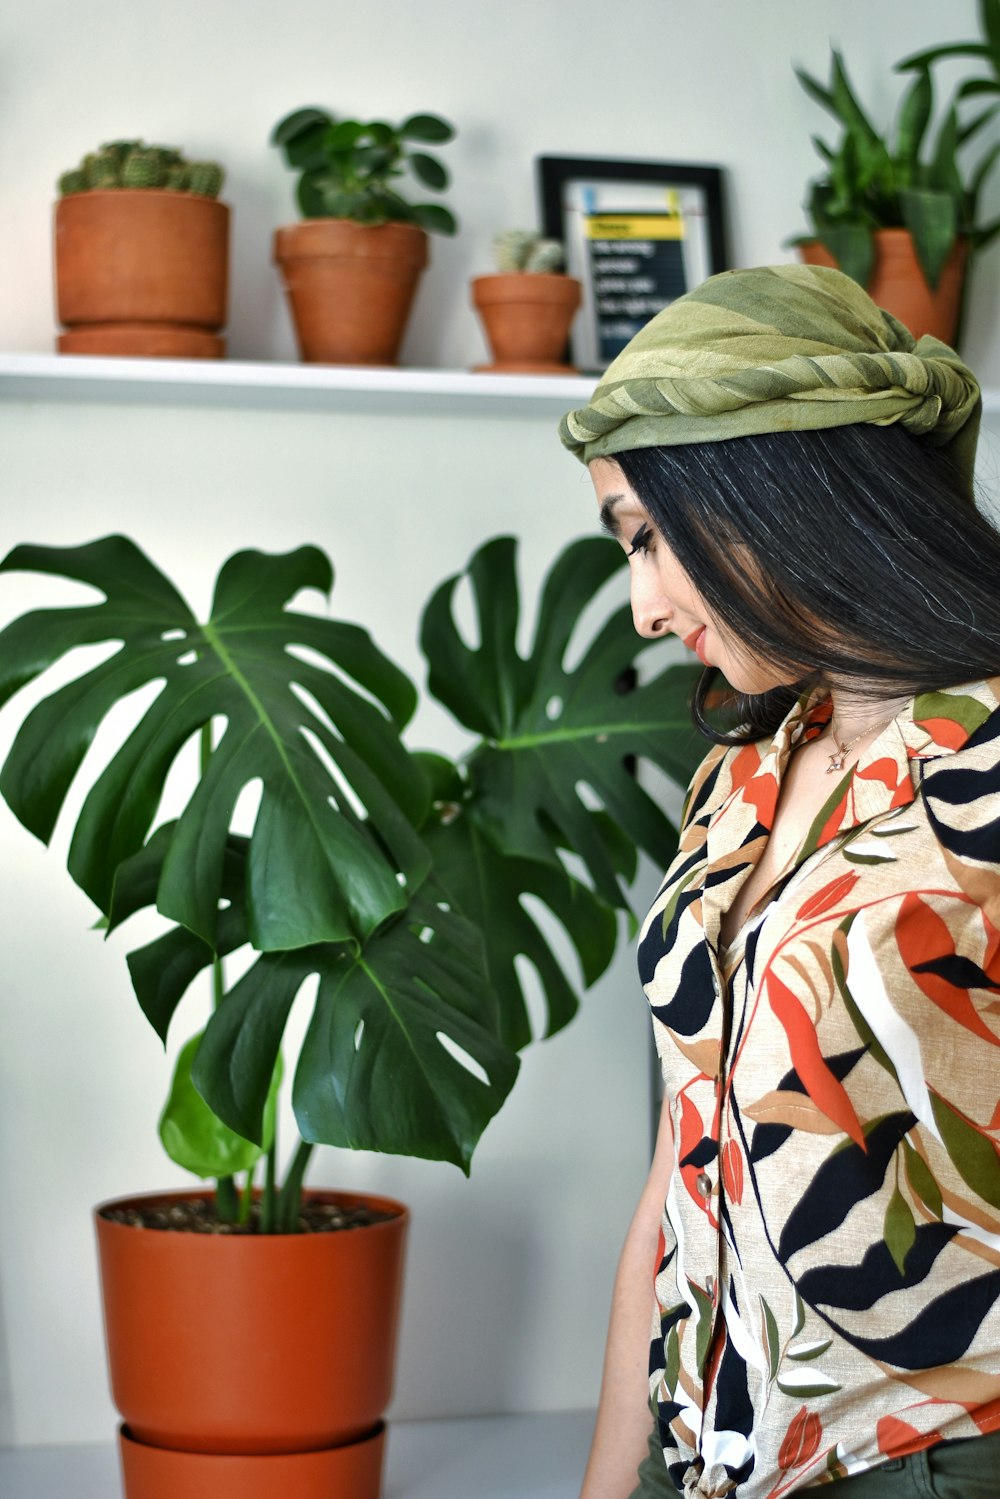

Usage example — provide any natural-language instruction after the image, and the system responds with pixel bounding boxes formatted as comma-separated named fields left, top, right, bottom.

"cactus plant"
left=57, top=141, right=225, bottom=199
left=122, top=148, right=167, bottom=190
left=493, top=230, right=566, bottom=274
left=187, top=161, right=225, bottom=198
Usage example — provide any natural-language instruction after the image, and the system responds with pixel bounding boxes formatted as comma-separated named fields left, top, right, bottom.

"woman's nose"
left=630, top=570, right=672, bottom=638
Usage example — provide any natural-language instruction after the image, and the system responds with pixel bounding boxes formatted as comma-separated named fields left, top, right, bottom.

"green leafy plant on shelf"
left=58, top=141, right=224, bottom=199
left=792, top=27, right=1000, bottom=290
left=270, top=107, right=458, bottom=235
left=0, top=534, right=701, bottom=1231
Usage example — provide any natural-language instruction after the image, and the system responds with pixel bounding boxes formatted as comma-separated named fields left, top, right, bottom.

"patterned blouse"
left=640, top=678, right=1000, bottom=1498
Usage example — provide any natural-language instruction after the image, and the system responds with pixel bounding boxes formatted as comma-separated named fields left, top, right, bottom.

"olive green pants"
left=629, top=1422, right=1000, bottom=1497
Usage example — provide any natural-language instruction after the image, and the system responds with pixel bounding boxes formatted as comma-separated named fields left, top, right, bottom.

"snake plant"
left=793, top=30, right=1000, bottom=291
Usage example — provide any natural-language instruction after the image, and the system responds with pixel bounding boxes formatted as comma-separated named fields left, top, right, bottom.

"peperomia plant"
left=270, top=106, right=458, bottom=235
left=793, top=40, right=1000, bottom=291
left=0, top=535, right=701, bottom=1230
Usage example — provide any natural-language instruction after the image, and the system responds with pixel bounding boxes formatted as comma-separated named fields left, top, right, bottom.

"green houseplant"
left=269, top=106, right=457, bottom=364
left=471, top=230, right=582, bottom=374
left=0, top=532, right=701, bottom=1497
left=55, top=140, right=230, bottom=359
left=792, top=27, right=1000, bottom=344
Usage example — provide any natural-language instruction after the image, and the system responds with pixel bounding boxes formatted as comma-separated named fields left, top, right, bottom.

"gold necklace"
left=825, top=714, right=896, bottom=774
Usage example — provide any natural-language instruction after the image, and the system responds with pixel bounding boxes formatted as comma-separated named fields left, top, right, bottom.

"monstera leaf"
left=109, top=821, right=517, bottom=1172
left=115, top=838, right=516, bottom=1171
left=416, top=751, right=625, bottom=1051
left=421, top=536, right=703, bottom=909
left=0, top=537, right=428, bottom=950
left=0, top=531, right=704, bottom=1180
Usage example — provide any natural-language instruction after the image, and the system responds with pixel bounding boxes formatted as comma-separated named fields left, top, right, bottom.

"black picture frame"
left=537, top=156, right=729, bottom=374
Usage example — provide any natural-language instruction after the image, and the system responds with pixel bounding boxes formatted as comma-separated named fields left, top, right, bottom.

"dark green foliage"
left=0, top=532, right=703, bottom=1190
left=270, top=105, right=458, bottom=235
left=794, top=18, right=1000, bottom=290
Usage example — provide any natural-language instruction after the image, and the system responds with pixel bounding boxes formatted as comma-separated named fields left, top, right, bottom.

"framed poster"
left=537, top=156, right=729, bottom=373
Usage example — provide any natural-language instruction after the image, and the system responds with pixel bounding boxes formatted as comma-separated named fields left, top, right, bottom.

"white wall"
left=1, top=0, right=998, bottom=1454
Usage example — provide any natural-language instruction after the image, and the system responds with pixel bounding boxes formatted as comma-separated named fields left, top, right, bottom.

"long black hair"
left=614, top=421, right=1000, bottom=744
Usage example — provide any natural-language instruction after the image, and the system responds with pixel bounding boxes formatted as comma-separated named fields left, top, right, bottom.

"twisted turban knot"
left=559, top=264, right=981, bottom=497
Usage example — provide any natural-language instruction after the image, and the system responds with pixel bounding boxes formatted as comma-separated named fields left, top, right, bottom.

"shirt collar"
left=733, top=677, right=1000, bottom=847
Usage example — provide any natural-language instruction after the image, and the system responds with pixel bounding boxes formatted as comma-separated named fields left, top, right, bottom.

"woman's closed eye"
left=627, top=522, right=655, bottom=557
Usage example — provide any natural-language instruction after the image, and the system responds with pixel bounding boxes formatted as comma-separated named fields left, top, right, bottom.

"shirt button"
left=696, top=1172, right=712, bottom=1198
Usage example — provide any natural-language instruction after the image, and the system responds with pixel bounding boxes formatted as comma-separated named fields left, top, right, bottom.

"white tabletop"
left=0, top=1409, right=593, bottom=1499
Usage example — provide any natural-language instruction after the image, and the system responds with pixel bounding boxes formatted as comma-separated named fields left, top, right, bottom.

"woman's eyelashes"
left=627, top=522, right=654, bottom=556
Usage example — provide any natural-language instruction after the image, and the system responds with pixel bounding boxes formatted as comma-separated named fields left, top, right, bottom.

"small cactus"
left=57, top=141, right=225, bottom=198
left=493, top=229, right=537, bottom=273
left=84, top=150, right=122, bottom=189
left=492, top=229, right=565, bottom=274
left=100, top=140, right=143, bottom=165
left=58, top=169, right=88, bottom=195
left=187, top=161, right=225, bottom=198
left=524, top=239, right=565, bottom=273
left=122, top=148, right=167, bottom=188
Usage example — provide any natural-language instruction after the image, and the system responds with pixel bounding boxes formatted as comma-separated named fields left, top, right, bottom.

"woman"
left=559, top=264, right=1000, bottom=1497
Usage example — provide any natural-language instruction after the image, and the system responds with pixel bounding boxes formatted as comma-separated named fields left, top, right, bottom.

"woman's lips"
left=684, top=626, right=709, bottom=664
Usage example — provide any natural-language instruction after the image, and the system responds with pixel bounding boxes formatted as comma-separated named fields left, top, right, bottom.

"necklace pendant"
left=826, top=753, right=845, bottom=773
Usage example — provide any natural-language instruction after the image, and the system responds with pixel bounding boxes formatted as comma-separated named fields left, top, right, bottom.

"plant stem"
left=201, top=719, right=240, bottom=1224
left=215, top=1175, right=239, bottom=1223
left=260, top=1140, right=278, bottom=1234
left=277, top=1140, right=315, bottom=1234
left=238, top=1162, right=255, bottom=1225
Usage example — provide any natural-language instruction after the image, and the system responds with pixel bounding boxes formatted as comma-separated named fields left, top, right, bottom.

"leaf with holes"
left=420, top=783, right=619, bottom=1051
left=114, top=817, right=517, bottom=1172
left=184, top=894, right=518, bottom=1173
left=0, top=537, right=429, bottom=951
left=420, top=535, right=702, bottom=909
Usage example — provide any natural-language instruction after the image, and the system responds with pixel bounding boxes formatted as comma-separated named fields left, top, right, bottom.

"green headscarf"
left=559, top=264, right=982, bottom=496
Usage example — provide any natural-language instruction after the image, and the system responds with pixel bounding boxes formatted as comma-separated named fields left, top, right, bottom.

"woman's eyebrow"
left=598, top=493, right=629, bottom=537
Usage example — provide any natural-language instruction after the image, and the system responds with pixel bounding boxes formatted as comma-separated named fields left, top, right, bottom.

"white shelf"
left=0, top=1409, right=594, bottom=1499
left=3, top=351, right=997, bottom=423
left=0, top=352, right=596, bottom=417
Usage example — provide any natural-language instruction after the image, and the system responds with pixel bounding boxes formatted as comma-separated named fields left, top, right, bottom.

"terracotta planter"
left=273, top=219, right=428, bottom=365
left=798, top=229, right=967, bottom=345
left=54, top=190, right=230, bottom=359
left=118, top=1421, right=386, bottom=1499
left=471, top=273, right=581, bottom=373
left=95, top=1188, right=408, bottom=1499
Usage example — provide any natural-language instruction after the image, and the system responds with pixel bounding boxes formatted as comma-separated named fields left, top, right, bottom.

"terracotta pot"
left=54, top=190, right=230, bottom=359
left=95, top=1186, right=408, bottom=1499
left=58, top=324, right=224, bottom=358
left=273, top=219, right=428, bottom=365
left=471, top=273, right=581, bottom=373
left=118, top=1421, right=386, bottom=1499
left=798, top=229, right=967, bottom=345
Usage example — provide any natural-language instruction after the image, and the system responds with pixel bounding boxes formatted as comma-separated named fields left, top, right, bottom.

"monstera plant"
left=0, top=533, right=701, bottom=1229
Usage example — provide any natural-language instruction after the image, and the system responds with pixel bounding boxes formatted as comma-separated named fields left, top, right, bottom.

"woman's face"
left=589, top=458, right=795, bottom=695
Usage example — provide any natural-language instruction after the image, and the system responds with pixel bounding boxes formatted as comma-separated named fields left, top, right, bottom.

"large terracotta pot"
left=471, top=272, right=581, bottom=373
left=273, top=219, right=429, bottom=365
left=54, top=190, right=230, bottom=358
left=95, top=1188, right=408, bottom=1499
left=798, top=229, right=967, bottom=345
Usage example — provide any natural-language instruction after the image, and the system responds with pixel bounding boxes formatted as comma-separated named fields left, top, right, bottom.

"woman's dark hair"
left=614, top=421, right=1000, bottom=744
